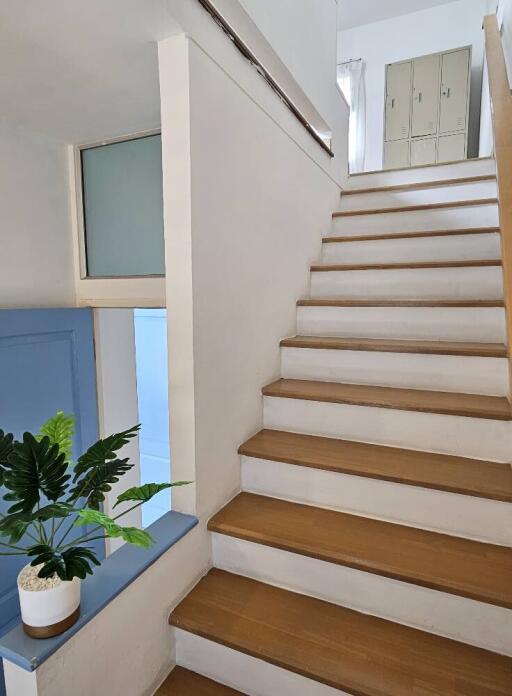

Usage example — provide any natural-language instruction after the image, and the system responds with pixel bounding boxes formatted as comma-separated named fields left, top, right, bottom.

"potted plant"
left=0, top=411, right=189, bottom=638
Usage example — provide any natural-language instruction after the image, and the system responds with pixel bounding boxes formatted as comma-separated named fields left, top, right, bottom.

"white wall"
left=238, top=0, right=339, bottom=128
left=0, top=122, right=75, bottom=307
left=159, top=23, right=347, bottom=522
left=338, top=0, right=489, bottom=171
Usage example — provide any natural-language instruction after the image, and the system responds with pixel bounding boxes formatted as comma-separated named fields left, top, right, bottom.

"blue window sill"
left=0, top=511, right=197, bottom=672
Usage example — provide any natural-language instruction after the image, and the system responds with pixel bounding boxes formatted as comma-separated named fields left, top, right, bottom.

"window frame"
left=69, top=128, right=166, bottom=308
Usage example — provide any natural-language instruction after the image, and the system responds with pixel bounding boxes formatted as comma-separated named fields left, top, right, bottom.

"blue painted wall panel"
left=0, top=309, right=102, bottom=696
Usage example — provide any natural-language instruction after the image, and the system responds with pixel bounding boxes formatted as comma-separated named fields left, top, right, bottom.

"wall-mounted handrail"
left=195, top=0, right=334, bottom=158
left=484, top=13, right=512, bottom=395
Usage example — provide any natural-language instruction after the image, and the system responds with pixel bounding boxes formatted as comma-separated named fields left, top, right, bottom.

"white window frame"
left=69, top=128, right=166, bottom=308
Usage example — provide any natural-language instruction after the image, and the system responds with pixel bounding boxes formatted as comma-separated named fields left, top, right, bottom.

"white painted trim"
left=309, top=265, right=504, bottom=301
left=321, top=232, right=501, bottom=264
left=296, top=305, right=506, bottom=342
left=281, top=346, right=509, bottom=396
left=331, top=202, right=500, bottom=235
left=241, top=456, right=512, bottom=545
left=75, top=277, right=166, bottom=308
left=263, top=396, right=512, bottom=461
left=212, top=534, right=512, bottom=656
left=175, top=628, right=345, bottom=695
left=159, top=35, right=197, bottom=517
left=3, top=662, right=38, bottom=696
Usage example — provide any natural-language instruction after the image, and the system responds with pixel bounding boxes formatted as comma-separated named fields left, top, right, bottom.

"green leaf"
left=73, top=425, right=140, bottom=480
left=28, top=544, right=100, bottom=581
left=68, top=458, right=134, bottom=509
left=2, top=433, right=70, bottom=514
left=32, top=503, right=76, bottom=521
left=74, top=509, right=154, bottom=549
left=74, top=508, right=122, bottom=536
left=38, top=411, right=75, bottom=463
left=0, top=516, right=29, bottom=545
left=113, top=481, right=192, bottom=508
left=0, top=429, right=15, bottom=487
left=69, top=425, right=140, bottom=509
left=118, top=527, right=153, bottom=549
left=0, top=504, right=73, bottom=545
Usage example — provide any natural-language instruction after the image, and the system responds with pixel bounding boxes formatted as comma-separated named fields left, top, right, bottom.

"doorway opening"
left=93, top=307, right=171, bottom=545
left=133, top=309, right=171, bottom=528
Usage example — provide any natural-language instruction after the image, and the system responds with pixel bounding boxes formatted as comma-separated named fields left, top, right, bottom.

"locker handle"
left=442, top=87, right=451, bottom=98
left=418, top=92, right=422, bottom=103
left=391, top=98, right=395, bottom=108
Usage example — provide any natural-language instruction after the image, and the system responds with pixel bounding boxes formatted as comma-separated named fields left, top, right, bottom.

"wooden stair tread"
left=342, top=174, right=496, bottom=195
left=322, top=227, right=500, bottom=243
left=279, top=335, right=508, bottom=357
left=208, top=493, right=512, bottom=607
left=297, top=297, right=505, bottom=307
left=262, top=378, right=512, bottom=421
left=170, top=569, right=512, bottom=695
left=239, top=429, right=512, bottom=502
left=311, top=259, right=502, bottom=271
left=156, top=667, right=244, bottom=695
left=333, top=198, right=498, bottom=217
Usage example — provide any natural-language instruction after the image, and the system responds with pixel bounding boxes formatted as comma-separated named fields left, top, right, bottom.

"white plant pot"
left=17, top=565, right=81, bottom=638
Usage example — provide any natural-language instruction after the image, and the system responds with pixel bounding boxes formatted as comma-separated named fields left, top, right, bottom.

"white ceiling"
left=338, top=0, right=461, bottom=30
left=0, top=1, right=181, bottom=143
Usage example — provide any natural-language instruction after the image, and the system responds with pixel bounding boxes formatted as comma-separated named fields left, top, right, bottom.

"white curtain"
left=338, top=60, right=366, bottom=173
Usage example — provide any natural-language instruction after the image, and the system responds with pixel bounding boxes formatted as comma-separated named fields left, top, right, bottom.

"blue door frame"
left=0, top=308, right=104, bottom=695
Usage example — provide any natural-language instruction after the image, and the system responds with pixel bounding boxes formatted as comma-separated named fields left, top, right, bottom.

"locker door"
left=439, top=48, right=470, bottom=133
left=410, top=137, right=437, bottom=166
left=384, top=140, right=410, bottom=169
left=384, top=61, right=412, bottom=141
left=411, top=54, right=441, bottom=137
left=438, top=133, right=466, bottom=162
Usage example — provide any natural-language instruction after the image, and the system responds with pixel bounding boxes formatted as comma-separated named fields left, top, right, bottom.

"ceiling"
left=338, top=0, right=461, bottom=30
left=0, top=1, right=181, bottom=143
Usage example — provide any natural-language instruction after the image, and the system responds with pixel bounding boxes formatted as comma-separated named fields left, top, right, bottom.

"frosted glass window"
left=81, top=134, right=165, bottom=277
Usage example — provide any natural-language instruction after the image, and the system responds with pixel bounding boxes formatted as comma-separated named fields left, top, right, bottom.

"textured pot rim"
left=17, top=564, right=80, bottom=594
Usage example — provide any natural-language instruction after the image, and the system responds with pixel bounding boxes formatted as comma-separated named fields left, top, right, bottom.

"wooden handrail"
left=484, top=14, right=512, bottom=395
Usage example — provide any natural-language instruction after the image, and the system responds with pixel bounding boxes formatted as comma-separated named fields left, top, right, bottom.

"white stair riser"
left=241, top=457, right=512, bottom=546
left=331, top=204, right=499, bottom=236
left=297, top=306, right=506, bottom=342
left=310, top=266, right=503, bottom=300
left=280, top=347, right=508, bottom=396
left=174, top=628, right=344, bottom=696
left=338, top=180, right=497, bottom=212
left=346, top=159, right=496, bottom=189
left=212, top=535, right=512, bottom=656
left=322, top=233, right=501, bottom=264
left=263, top=396, right=512, bottom=461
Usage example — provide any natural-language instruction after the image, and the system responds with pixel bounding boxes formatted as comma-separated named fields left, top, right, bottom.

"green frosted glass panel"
left=82, top=134, right=165, bottom=277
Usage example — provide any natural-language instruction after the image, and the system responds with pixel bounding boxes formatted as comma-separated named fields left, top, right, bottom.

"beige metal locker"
left=439, top=48, right=470, bottom=133
left=385, top=61, right=412, bottom=141
left=384, top=140, right=410, bottom=169
left=411, top=137, right=437, bottom=166
left=383, top=46, right=470, bottom=167
left=411, top=54, right=441, bottom=137
left=438, top=133, right=466, bottom=162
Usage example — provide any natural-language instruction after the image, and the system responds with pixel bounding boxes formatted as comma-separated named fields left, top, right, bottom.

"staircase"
left=160, top=158, right=512, bottom=695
